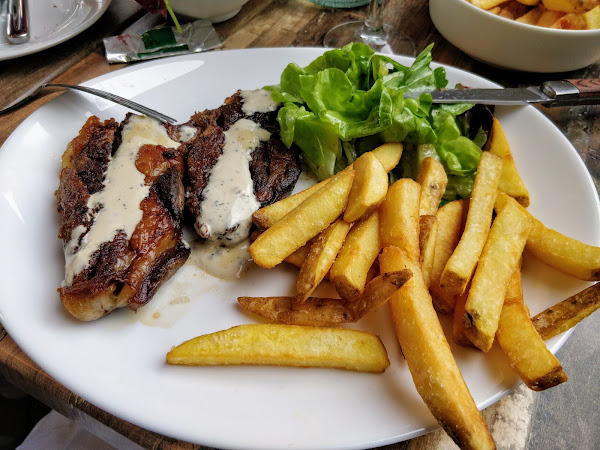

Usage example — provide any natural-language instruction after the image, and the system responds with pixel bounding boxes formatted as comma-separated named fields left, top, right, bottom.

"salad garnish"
left=267, top=43, right=494, bottom=202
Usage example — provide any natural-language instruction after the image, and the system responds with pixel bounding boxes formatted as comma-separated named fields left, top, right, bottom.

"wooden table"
left=1, top=0, right=598, bottom=448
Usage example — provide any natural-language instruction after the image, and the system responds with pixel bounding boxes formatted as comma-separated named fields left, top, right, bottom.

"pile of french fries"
left=469, top=0, right=600, bottom=29
left=167, top=118, right=600, bottom=449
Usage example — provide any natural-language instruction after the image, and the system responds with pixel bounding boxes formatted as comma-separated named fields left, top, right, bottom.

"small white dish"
left=0, top=0, right=111, bottom=61
left=430, top=0, right=600, bottom=72
left=169, top=0, right=250, bottom=23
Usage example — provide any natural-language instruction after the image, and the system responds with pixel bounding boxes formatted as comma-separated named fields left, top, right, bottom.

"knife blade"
left=6, top=0, right=29, bottom=44
left=404, top=79, right=600, bottom=107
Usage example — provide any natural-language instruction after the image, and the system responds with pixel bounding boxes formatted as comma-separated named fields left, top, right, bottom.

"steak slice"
left=186, top=89, right=301, bottom=242
left=56, top=114, right=190, bottom=321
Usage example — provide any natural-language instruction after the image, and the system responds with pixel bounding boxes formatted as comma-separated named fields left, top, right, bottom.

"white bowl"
left=169, top=0, right=250, bottom=23
left=429, top=0, right=600, bottom=72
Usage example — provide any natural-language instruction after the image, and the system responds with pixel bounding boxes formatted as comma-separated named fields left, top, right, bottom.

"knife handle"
left=566, top=79, right=600, bottom=95
left=6, top=0, right=29, bottom=44
left=542, top=79, right=600, bottom=99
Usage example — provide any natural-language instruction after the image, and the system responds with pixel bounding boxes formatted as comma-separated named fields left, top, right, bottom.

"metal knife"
left=404, top=79, right=600, bottom=107
left=6, top=0, right=29, bottom=44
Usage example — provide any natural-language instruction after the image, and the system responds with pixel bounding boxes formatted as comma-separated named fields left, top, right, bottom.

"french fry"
left=516, top=6, right=544, bottom=24
left=296, top=218, right=351, bottom=302
left=463, top=196, right=532, bottom=352
left=284, top=242, right=312, bottom=268
left=379, top=178, right=421, bottom=261
left=552, top=12, right=587, bottom=28
left=517, top=0, right=540, bottom=5
left=238, top=270, right=412, bottom=326
left=485, top=118, right=530, bottom=207
left=584, top=6, right=600, bottom=28
left=238, top=296, right=360, bottom=326
left=252, top=180, right=326, bottom=230
left=452, top=288, right=474, bottom=347
left=440, top=152, right=502, bottom=296
left=330, top=211, right=381, bottom=300
left=419, top=215, right=437, bottom=288
left=542, top=0, right=596, bottom=14
left=166, top=324, right=390, bottom=373
left=351, top=269, right=413, bottom=318
left=499, top=0, right=529, bottom=19
left=496, top=269, right=568, bottom=391
left=344, top=152, right=389, bottom=222
left=430, top=199, right=469, bottom=314
left=532, top=283, right=600, bottom=340
left=496, top=191, right=600, bottom=280
left=417, top=157, right=448, bottom=216
left=249, top=169, right=355, bottom=269
left=379, top=246, right=495, bottom=450
left=370, top=142, right=404, bottom=172
left=470, top=0, right=506, bottom=9
left=536, top=9, right=566, bottom=26
left=252, top=143, right=402, bottom=229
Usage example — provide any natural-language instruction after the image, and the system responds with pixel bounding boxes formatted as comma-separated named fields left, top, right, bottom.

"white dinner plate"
left=0, top=48, right=598, bottom=449
left=0, top=0, right=111, bottom=61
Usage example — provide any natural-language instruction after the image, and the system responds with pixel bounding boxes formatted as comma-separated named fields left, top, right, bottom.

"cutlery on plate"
left=404, top=79, right=600, bottom=107
left=0, top=83, right=178, bottom=123
left=6, top=0, right=29, bottom=44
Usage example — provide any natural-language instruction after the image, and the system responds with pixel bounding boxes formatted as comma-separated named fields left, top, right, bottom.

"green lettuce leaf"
left=270, top=42, right=487, bottom=199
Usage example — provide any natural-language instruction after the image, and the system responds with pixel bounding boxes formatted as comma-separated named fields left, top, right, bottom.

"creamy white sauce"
left=195, top=118, right=269, bottom=245
left=63, top=115, right=181, bottom=286
left=187, top=238, right=253, bottom=280
left=240, top=89, right=279, bottom=115
left=178, top=125, right=197, bottom=143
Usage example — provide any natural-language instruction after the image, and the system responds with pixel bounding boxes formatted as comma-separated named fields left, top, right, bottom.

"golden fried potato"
left=166, top=324, right=390, bottom=373
left=238, top=296, right=359, bottom=326
left=536, top=8, right=566, bottom=26
left=249, top=169, right=354, bottom=269
left=496, top=191, right=600, bottom=280
left=516, top=6, right=544, bottom=24
left=463, top=196, right=532, bottom=352
left=419, top=215, right=438, bottom=288
left=584, top=6, right=600, bottom=28
left=543, top=0, right=597, bottom=13
left=470, top=0, right=506, bottom=9
left=452, top=288, right=474, bottom=347
left=379, top=178, right=421, bottom=261
left=532, top=283, right=600, bottom=340
left=238, top=270, right=412, bottom=326
left=496, top=269, right=568, bottom=391
left=485, top=118, right=530, bottom=207
left=344, top=152, right=388, bottom=222
left=296, top=218, right=351, bottom=302
left=430, top=199, right=469, bottom=314
left=552, top=11, right=587, bottom=28
left=417, top=157, right=448, bottom=216
left=499, top=0, right=530, bottom=19
left=284, top=242, right=312, bottom=268
left=440, top=152, right=502, bottom=296
left=252, top=180, right=326, bottom=229
left=330, top=211, right=381, bottom=300
left=379, top=246, right=495, bottom=450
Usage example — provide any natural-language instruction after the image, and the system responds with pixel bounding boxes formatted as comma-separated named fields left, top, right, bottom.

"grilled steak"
left=56, top=114, right=190, bottom=321
left=185, top=89, right=301, bottom=243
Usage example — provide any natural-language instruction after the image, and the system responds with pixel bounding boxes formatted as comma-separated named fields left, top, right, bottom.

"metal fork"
left=0, top=83, right=178, bottom=123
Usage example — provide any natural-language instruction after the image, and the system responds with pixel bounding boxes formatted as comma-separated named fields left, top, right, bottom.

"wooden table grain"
left=1, top=0, right=599, bottom=449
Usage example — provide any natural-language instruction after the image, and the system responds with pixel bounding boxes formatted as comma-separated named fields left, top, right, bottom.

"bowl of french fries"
left=430, top=0, right=600, bottom=72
